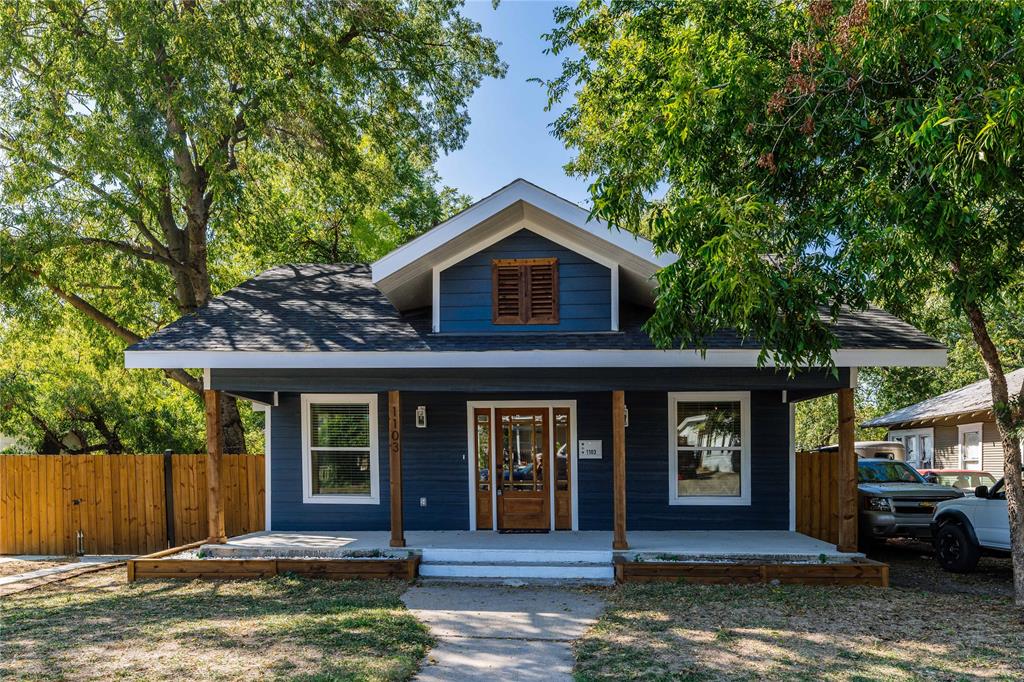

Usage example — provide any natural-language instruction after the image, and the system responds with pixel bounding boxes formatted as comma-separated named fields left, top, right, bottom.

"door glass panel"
left=476, top=411, right=491, bottom=491
left=554, top=409, right=570, bottom=491
left=500, top=412, right=545, bottom=492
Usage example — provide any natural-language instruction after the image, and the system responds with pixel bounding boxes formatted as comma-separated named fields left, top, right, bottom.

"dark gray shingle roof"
left=863, top=368, right=1024, bottom=427
left=127, top=263, right=944, bottom=354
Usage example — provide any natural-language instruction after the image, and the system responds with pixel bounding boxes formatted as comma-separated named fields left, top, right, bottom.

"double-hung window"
left=668, top=392, right=751, bottom=505
left=301, top=394, right=379, bottom=504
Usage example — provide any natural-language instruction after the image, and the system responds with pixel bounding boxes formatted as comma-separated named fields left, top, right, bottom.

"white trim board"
left=252, top=403, right=273, bottom=530
left=126, top=348, right=947, bottom=369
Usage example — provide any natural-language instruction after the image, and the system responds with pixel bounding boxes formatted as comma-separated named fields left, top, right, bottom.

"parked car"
left=918, top=469, right=997, bottom=495
left=816, top=440, right=907, bottom=461
left=858, top=458, right=963, bottom=547
left=932, top=476, right=1011, bottom=572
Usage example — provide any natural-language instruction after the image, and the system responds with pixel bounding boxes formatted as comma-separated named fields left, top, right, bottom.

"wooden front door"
left=495, top=408, right=550, bottom=530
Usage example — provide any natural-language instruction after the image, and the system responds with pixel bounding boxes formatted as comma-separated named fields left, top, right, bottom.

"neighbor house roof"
left=124, top=263, right=946, bottom=369
left=862, top=368, right=1024, bottom=428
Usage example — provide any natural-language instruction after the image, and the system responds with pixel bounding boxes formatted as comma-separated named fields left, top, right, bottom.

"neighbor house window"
left=491, top=258, right=559, bottom=324
left=301, top=394, right=379, bottom=504
left=668, top=392, right=751, bottom=505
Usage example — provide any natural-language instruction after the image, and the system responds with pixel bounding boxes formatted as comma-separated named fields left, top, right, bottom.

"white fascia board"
left=125, top=347, right=946, bottom=370
left=370, top=179, right=675, bottom=283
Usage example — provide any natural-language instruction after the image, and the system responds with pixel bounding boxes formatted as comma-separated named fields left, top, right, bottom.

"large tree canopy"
left=0, top=0, right=503, bottom=451
left=546, top=0, right=1024, bottom=602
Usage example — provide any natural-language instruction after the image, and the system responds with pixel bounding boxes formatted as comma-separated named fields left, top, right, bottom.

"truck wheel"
left=935, top=523, right=980, bottom=573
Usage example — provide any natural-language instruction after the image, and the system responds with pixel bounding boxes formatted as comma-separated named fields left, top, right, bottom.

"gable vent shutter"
left=526, top=260, right=558, bottom=323
left=493, top=262, right=523, bottom=323
left=491, top=258, right=559, bottom=325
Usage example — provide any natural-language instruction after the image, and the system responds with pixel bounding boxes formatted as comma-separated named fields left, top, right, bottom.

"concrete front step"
left=419, top=547, right=613, bottom=564
left=418, top=560, right=614, bottom=581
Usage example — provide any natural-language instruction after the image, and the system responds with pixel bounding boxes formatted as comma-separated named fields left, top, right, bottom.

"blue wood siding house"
left=125, top=179, right=946, bottom=548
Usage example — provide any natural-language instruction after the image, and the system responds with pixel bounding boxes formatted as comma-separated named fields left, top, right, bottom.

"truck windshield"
left=858, top=460, right=924, bottom=484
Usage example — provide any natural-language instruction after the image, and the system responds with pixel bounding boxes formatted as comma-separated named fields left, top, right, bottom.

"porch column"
left=837, top=387, right=858, bottom=552
left=388, top=390, right=405, bottom=548
left=612, top=390, right=628, bottom=550
left=204, top=389, right=226, bottom=543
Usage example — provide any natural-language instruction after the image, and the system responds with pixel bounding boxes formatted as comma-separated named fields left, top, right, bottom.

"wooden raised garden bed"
left=127, top=543, right=420, bottom=583
left=614, top=555, right=888, bottom=587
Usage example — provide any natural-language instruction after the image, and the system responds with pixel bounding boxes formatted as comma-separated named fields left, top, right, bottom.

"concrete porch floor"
left=205, top=530, right=858, bottom=561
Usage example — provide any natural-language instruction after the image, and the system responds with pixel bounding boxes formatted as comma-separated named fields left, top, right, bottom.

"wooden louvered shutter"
left=491, top=258, right=559, bottom=325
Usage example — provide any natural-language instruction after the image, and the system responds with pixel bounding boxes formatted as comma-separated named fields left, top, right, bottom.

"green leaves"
left=546, top=0, right=1024, bottom=371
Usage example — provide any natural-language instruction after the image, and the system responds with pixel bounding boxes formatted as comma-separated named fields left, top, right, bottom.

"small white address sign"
left=578, top=439, right=602, bottom=459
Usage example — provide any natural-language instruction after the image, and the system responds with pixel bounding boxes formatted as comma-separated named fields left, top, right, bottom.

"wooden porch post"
left=612, top=390, right=628, bottom=550
left=388, top=391, right=405, bottom=548
left=204, top=389, right=227, bottom=543
left=837, top=387, right=858, bottom=552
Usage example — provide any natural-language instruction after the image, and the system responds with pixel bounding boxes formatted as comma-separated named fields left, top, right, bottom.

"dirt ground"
left=0, top=558, right=73, bottom=578
left=867, top=537, right=1015, bottom=598
left=574, top=541, right=1023, bottom=681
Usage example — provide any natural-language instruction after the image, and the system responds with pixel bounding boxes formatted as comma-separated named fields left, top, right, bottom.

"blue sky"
left=434, top=1, right=591, bottom=205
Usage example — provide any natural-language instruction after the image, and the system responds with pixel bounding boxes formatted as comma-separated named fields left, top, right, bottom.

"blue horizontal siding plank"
left=438, top=228, right=611, bottom=333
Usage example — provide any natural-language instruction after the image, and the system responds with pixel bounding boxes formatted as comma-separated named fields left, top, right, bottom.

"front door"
left=495, top=408, right=550, bottom=530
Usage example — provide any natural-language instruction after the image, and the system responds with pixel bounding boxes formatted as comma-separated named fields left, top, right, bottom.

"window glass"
left=675, top=400, right=742, bottom=498
left=476, top=412, right=491, bottom=491
left=554, top=409, right=570, bottom=491
left=309, top=402, right=372, bottom=496
left=857, top=460, right=924, bottom=484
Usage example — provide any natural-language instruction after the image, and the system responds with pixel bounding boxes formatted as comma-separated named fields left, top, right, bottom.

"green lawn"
left=574, top=581, right=1024, bottom=681
left=0, top=568, right=432, bottom=681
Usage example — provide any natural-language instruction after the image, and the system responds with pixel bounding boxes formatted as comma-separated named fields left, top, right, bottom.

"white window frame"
left=668, top=391, right=751, bottom=506
left=301, top=393, right=380, bottom=504
left=888, top=427, right=934, bottom=468
left=957, top=422, right=984, bottom=471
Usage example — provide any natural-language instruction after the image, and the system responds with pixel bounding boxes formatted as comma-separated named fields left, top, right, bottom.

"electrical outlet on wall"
left=419, top=497, right=427, bottom=507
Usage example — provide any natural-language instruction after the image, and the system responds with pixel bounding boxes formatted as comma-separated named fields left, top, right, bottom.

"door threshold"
left=497, top=529, right=550, bottom=534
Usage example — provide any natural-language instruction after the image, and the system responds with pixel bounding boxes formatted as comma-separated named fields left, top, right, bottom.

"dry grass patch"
left=575, top=582, right=1024, bottom=681
left=0, top=567, right=431, bottom=681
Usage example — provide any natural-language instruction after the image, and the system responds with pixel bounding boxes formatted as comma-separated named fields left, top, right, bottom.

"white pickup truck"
left=932, top=477, right=1011, bottom=572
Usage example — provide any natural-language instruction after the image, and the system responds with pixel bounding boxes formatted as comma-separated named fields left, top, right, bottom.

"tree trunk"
left=220, top=394, right=246, bottom=454
left=964, top=301, right=1024, bottom=607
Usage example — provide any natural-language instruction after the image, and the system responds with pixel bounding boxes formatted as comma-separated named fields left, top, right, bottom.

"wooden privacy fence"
left=0, top=453, right=264, bottom=556
left=795, top=450, right=840, bottom=545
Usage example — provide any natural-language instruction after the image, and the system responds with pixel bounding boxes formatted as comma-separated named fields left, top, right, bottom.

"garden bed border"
left=127, top=541, right=420, bottom=583
left=613, top=555, right=889, bottom=587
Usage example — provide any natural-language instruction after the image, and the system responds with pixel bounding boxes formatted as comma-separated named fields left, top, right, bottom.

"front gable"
left=370, top=179, right=674, bottom=330
left=439, top=228, right=613, bottom=333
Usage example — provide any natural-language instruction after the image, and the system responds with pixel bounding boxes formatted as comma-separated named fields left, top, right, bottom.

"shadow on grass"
left=0, top=573, right=432, bottom=682
left=573, top=582, right=1024, bottom=682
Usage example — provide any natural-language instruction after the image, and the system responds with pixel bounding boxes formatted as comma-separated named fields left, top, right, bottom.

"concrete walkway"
left=0, top=557, right=129, bottom=597
left=401, top=583, right=606, bottom=681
